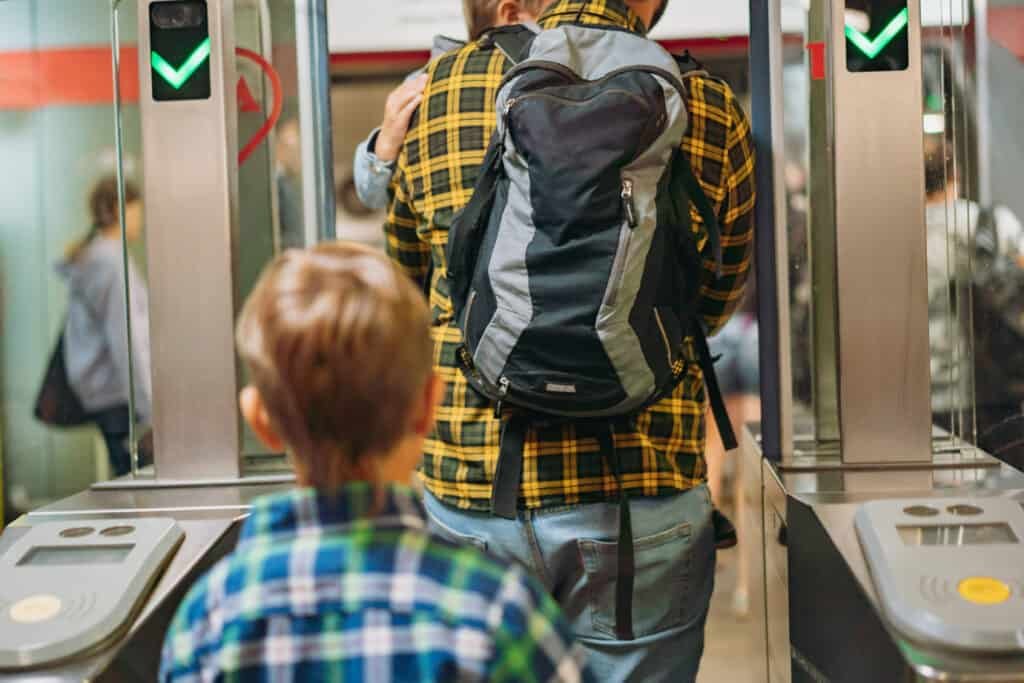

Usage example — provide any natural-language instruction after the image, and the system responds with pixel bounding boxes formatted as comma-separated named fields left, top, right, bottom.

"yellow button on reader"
left=959, top=577, right=1012, bottom=606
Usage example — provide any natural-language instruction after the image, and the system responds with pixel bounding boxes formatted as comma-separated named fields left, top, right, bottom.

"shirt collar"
left=432, top=34, right=465, bottom=59
left=238, top=483, right=426, bottom=546
left=538, top=0, right=648, bottom=36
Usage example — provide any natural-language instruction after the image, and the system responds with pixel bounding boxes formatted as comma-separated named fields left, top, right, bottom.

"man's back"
left=160, top=485, right=588, bottom=682
left=385, top=0, right=755, bottom=513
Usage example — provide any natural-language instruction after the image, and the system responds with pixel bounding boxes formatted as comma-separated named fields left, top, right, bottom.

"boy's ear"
left=239, top=386, right=286, bottom=453
left=412, top=374, right=443, bottom=437
left=496, top=0, right=522, bottom=25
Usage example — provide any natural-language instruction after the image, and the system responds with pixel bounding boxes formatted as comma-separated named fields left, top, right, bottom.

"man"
left=384, top=1, right=755, bottom=680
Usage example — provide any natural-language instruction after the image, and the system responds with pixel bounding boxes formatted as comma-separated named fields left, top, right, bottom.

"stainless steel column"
left=295, top=0, right=336, bottom=243
left=751, top=0, right=794, bottom=461
left=138, top=0, right=242, bottom=480
left=808, top=0, right=841, bottom=444
left=831, top=0, right=931, bottom=464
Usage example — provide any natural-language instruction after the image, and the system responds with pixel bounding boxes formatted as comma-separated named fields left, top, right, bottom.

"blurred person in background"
left=275, top=118, right=305, bottom=250
left=58, top=177, right=151, bottom=477
left=923, top=136, right=1024, bottom=456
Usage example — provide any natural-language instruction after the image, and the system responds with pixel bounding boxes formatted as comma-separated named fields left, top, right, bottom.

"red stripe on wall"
left=0, top=46, right=140, bottom=109
left=328, top=37, right=755, bottom=68
left=989, top=7, right=1024, bottom=62
left=4, top=16, right=1010, bottom=110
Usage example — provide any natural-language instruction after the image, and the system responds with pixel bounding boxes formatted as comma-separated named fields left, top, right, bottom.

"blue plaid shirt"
left=160, top=484, right=591, bottom=682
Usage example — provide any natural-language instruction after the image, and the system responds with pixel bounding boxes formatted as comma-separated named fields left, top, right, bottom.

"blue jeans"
left=423, top=485, right=716, bottom=682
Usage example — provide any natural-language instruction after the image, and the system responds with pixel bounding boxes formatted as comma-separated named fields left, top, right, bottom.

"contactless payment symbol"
left=151, top=37, right=211, bottom=90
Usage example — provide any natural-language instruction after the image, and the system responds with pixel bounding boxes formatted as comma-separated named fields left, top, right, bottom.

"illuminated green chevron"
left=846, top=8, right=909, bottom=60
left=151, top=37, right=211, bottom=89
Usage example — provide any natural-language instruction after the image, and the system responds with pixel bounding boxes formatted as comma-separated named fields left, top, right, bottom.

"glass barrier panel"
left=0, top=0, right=142, bottom=517
left=110, top=0, right=334, bottom=479
left=234, top=0, right=334, bottom=476
left=959, top=0, right=1024, bottom=463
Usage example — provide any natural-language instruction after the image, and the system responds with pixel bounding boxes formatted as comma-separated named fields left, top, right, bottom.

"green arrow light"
left=846, top=8, right=909, bottom=60
left=151, top=37, right=211, bottom=89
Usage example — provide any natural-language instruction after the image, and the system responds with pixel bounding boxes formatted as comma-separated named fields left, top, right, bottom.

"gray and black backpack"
left=446, top=22, right=738, bottom=639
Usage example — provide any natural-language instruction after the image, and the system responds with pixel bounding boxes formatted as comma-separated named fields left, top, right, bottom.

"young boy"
left=160, top=243, right=591, bottom=682
left=353, top=0, right=548, bottom=210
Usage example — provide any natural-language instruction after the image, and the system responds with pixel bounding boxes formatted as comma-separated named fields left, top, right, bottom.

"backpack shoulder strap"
left=482, top=24, right=538, bottom=65
left=671, top=49, right=707, bottom=75
left=672, top=152, right=724, bottom=276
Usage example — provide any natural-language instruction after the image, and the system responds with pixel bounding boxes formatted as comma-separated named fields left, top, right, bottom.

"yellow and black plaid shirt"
left=385, top=0, right=756, bottom=512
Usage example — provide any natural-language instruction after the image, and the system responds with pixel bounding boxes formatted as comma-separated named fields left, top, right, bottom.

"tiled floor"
left=699, top=550, right=765, bottom=683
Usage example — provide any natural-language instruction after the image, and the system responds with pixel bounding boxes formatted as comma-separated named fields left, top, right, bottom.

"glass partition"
left=0, top=0, right=145, bottom=517
left=110, top=0, right=335, bottom=481
left=773, top=0, right=1024, bottom=462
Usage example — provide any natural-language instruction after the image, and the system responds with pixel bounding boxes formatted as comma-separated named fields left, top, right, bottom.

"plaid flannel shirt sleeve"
left=159, top=580, right=209, bottom=682
left=487, top=567, right=596, bottom=683
left=697, top=86, right=756, bottom=334
left=384, top=148, right=431, bottom=290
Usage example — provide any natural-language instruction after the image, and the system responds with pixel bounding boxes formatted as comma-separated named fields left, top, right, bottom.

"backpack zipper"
left=495, top=376, right=510, bottom=418
left=505, top=88, right=652, bottom=111
left=621, top=179, right=638, bottom=228
left=500, top=60, right=689, bottom=103
left=463, top=290, right=477, bottom=332
left=653, top=308, right=675, bottom=367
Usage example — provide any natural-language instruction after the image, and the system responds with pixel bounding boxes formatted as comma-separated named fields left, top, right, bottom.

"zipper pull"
left=622, top=179, right=638, bottom=228
left=494, top=377, right=510, bottom=419
left=501, top=97, right=518, bottom=148
left=504, top=97, right=518, bottom=117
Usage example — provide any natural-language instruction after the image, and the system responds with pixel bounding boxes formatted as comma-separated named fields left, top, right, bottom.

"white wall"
left=327, top=0, right=966, bottom=53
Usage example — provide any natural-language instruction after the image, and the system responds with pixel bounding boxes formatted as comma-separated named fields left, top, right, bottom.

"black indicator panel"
left=150, top=1, right=211, bottom=101
left=845, top=0, right=910, bottom=72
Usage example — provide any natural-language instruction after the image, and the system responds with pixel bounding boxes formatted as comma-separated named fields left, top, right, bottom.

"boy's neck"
left=293, top=439, right=419, bottom=490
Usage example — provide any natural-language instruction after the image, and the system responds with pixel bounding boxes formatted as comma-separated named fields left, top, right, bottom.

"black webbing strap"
left=491, top=416, right=527, bottom=520
left=674, top=155, right=724, bottom=277
left=694, top=323, right=738, bottom=451
left=446, top=138, right=503, bottom=308
left=596, top=423, right=635, bottom=641
left=492, top=417, right=636, bottom=639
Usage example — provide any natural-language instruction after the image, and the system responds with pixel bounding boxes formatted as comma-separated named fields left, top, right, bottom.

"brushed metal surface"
left=740, top=429, right=770, bottom=683
left=138, top=0, right=242, bottom=480
left=763, top=459, right=791, bottom=683
left=295, top=0, right=336, bottom=244
left=750, top=425, right=1024, bottom=680
left=767, top=0, right=795, bottom=458
left=832, top=0, right=933, bottom=464
left=808, top=0, right=841, bottom=444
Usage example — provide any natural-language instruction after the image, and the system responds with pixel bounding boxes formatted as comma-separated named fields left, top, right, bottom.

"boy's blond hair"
left=236, top=243, right=433, bottom=484
left=463, top=0, right=547, bottom=40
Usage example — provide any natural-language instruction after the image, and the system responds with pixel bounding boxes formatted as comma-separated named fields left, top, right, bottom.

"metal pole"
left=750, top=0, right=793, bottom=461
left=973, top=0, right=990, bottom=207
left=134, top=0, right=242, bottom=482
left=295, top=0, right=336, bottom=243
left=110, top=0, right=139, bottom=477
